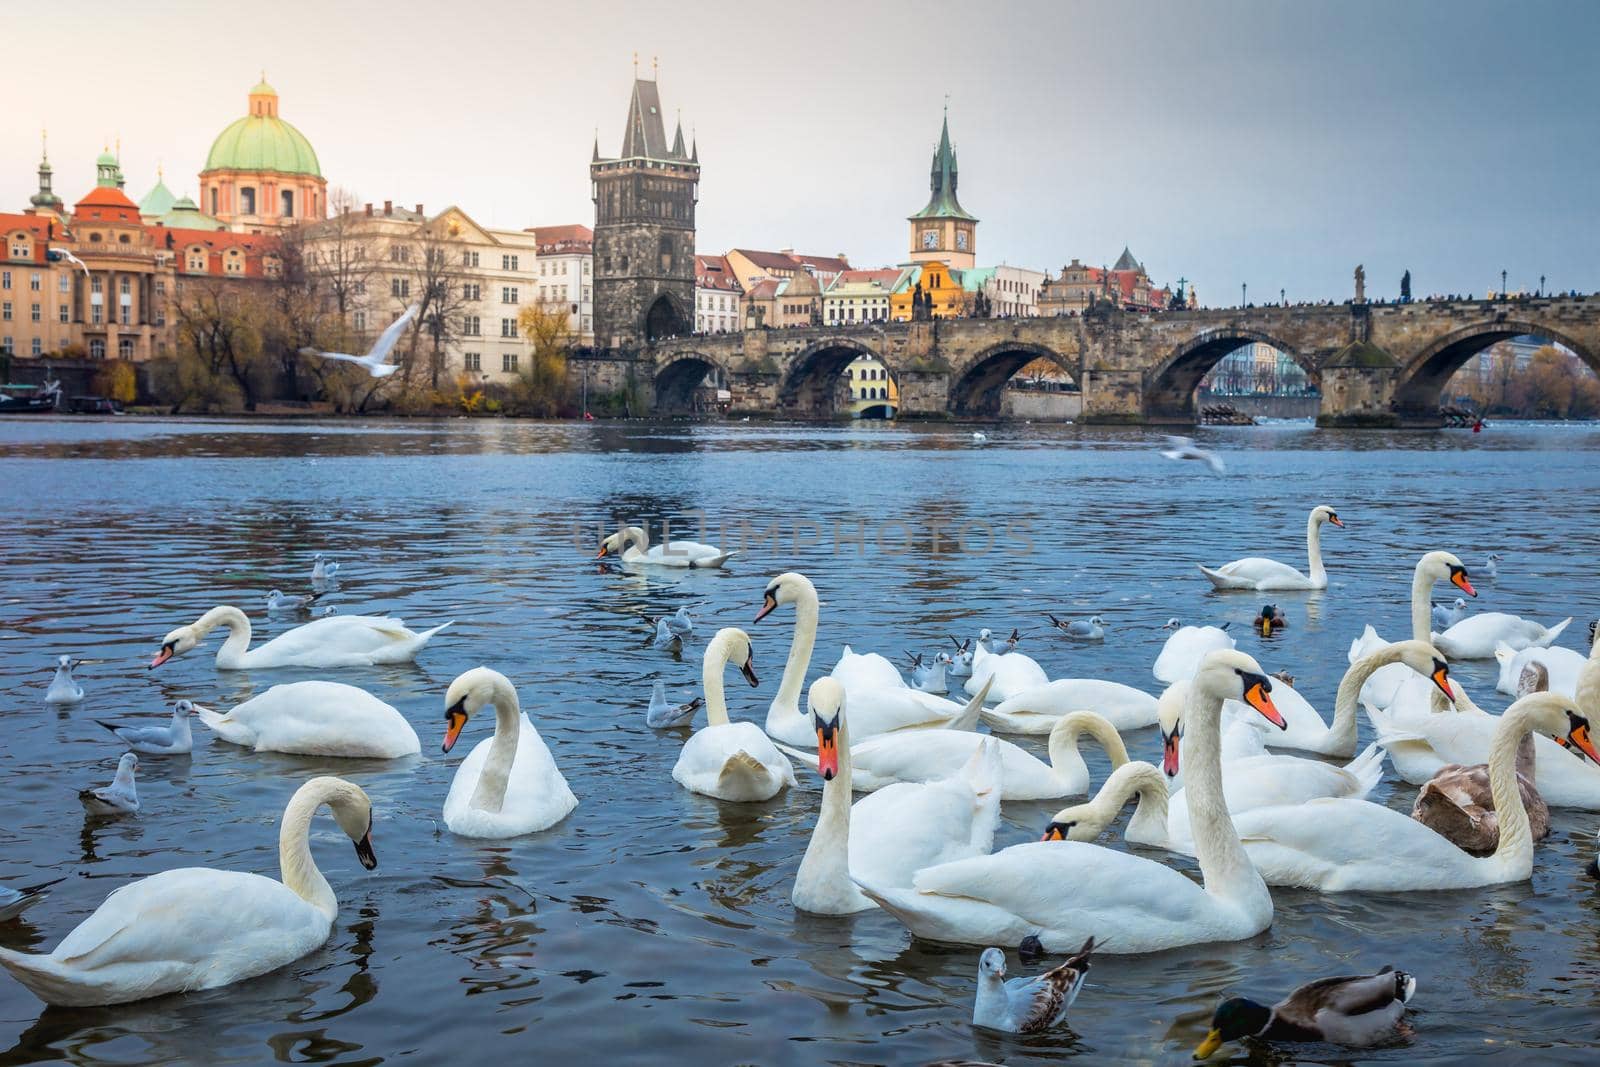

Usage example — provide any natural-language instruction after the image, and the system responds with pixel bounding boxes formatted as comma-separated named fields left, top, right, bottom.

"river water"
left=1, top=416, right=1598, bottom=1066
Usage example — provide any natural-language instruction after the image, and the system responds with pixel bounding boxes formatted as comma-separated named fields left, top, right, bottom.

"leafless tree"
left=399, top=220, right=483, bottom=390
left=303, top=186, right=379, bottom=342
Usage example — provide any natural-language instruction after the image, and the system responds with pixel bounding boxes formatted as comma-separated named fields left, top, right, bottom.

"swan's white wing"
left=368, top=303, right=420, bottom=362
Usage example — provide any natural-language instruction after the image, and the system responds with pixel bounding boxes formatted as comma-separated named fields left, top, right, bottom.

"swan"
left=754, top=572, right=990, bottom=746
left=45, top=655, right=84, bottom=705
left=195, top=681, right=421, bottom=758
left=80, top=754, right=140, bottom=816
left=98, top=700, right=194, bottom=755
left=150, top=606, right=452, bottom=670
left=1042, top=761, right=1172, bottom=847
left=1198, top=504, right=1343, bottom=591
left=790, top=679, right=1002, bottom=915
left=597, top=525, right=733, bottom=569
left=829, top=646, right=907, bottom=691
left=966, top=640, right=1048, bottom=703
left=1348, top=550, right=1476, bottom=711
left=1432, top=613, right=1571, bottom=660
left=0, top=776, right=376, bottom=1006
left=777, top=709, right=1129, bottom=800
left=441, top=667, right=577, bottom=838
left=672, top=628, right=796, bottom=802
left=980, top=678, right=1160, bottom=733
left=1230, top=691, right=1600, bottom=891
left=854, top=649, right=1287, bottom=953
left=1496, top=642, right=1584, bottom=697
left=1157, top=681, right=1275, bottom=788
left=1153, top=620, right=1235, bottom=683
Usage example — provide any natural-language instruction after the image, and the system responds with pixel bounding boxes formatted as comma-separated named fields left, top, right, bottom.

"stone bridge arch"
left=949, top=341, right=1079, bottom=416
left=1145, top=327, right=1317, bottom=423
left=653, top=350, right=729, bottom=414
left=777, top=337, right=887, bottom=417
left=1392, top=317, right=1600, bottom=420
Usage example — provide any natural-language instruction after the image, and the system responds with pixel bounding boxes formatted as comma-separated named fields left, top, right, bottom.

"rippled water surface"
left=2, top=416, right=1600, bottom=1066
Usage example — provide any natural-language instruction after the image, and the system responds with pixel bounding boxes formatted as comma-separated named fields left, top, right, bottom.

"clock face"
left=922, top=229, right=939, bottom=249
left=956, top=230, right=969, bottom=251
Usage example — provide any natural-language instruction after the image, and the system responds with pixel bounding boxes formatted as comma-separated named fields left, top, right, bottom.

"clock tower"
left=908, top=107, right=977, bottom=270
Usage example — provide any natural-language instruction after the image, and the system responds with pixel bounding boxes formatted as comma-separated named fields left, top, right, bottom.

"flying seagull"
left=300, top=304, right=419, bottom=378
left=48, top=247, right=91, bottom=280
left=1159, top=435, right=1226, bottom=474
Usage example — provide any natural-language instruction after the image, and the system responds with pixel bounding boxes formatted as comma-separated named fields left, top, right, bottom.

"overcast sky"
left=3, top=0, right=1594, bottom=304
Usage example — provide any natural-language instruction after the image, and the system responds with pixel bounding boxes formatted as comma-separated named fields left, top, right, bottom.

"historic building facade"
left=590, top=77, right=698, bottom=349
left=694, top=254, right=742, bottom=333
left=908, top=111, right=977, bottom=271
left=823, top=269, right=900, bottom=326
left=1038, top=250, right=1173, bottom=315
left=199, top=79, right=327, bottom=233
left=529, top=224, right=594, bottom=343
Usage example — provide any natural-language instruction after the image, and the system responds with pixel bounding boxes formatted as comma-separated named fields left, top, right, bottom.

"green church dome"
left=203, top=81, right=322, bottom=177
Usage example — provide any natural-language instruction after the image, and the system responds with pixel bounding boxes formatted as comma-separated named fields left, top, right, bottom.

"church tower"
left=28, top=132, right=64, bottom=218
left=591, top=73, right=699, bottom=350
left=908, top=107, right=977, bottom=270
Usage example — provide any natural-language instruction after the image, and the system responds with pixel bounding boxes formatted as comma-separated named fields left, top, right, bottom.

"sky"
left=2, top=0, right=1596, bottom=304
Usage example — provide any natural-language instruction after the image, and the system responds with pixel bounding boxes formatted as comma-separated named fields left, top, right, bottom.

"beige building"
left=528, top=224, right=594, bottom=343
left=1038, top=250, right=1172, bottom=315
left=724, top=248, right=849, bottom=291
left=845, top=354, right=898, bottom=417
left=984, top=264, right=1044, bottom=317
left=695, top=254, right=742, bottom=333
left=823, top=269, right=899, bottom=326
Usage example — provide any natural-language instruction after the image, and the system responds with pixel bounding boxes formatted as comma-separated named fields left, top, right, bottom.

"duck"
left=44, top=655, right=84, bottom=705
left=1193, top=967, right=1417, bottom=1059
left=966, top=639, right=1048, bottom=703
left=1348, top=550, right=1475, bottom=714
left=97, top=700, right=194, bottom=755
left=754, top=572, right=990, bottom=746
left=1410, top=662, right=1551, bottom=853
left=973, top=939, right=1096, bottom=1035
left=1198, top=505, right=1343, bottom=591
left=1153, top=619, right=1235, bottom=683
left=646, top=679, right=700, bottom=729
left=854, top=649, right=1287, bottom=953
left=1495, top=642, right=1584, bottom=697
left=0, top=776, right=376, bottom=1006
left=79, top=754, right=140, bottom=816
left=0, top=876, right=67, bottom=923
left=790, top=679, right=1002, bottom=915
left=672, top=629, right=796, bottom=802
left=1433, top=597, right=1469, bottom=630
left=194, top=681, right=420, bottom=758
left=1432, top=612, right=1571, bottom=660
left=310, top=553, right=340, bottom=582
left=980, top=678, right=1160, bottom=733
left=1255, top=605, right=1287, bottom=637
left=265, top=589, right=325, bottom=613
left=778, top=709, right=1129, bottom=801
left=440, top=667, right=578, bottom=838
left=1047, top=614, right=1105, bottom=641
left=596, top=525, right=734, bottom=569
left=1232, top=691, right=1599, bottom=891
left=150, top=606, right=452, bottom=670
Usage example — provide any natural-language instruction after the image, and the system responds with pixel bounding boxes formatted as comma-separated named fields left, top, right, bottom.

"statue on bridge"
left=1354, top=264, right=1366, bottom=304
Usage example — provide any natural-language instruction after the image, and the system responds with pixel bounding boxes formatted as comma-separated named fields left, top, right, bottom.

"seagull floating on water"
left=299, top=304, right=418, bottom=378
left=972, top=938, right=1096, bottom=1034
left=1481, top=552, right=1501, bottom=578
left=651, top=617, right=683, bottom=652
left=1159, top=435, right=1225, bottom=473
left=0, top=876, right=68, bottom=922
left=1433, top=597, right=1469, bottom=630
left=971, top=431, right=988, bottom=443
left=79, top=753, right=140, bottom=816
left=265, top=589, right=325, bottom=613
left=44, top=656, right=84, bottom=705
left=1047, top=614, right=1104, bottom=641
left=310, top=553, right=341, bottom=583
left=97, top=701, right=194, bottom=755
left=665, top=606, right=695, bottom=641
left=646, top=680, right=702, bottom=729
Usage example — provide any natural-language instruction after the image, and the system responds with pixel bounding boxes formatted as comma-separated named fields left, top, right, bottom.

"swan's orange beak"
left=815, top=718, right=839, bottom=780
left=1566, top=717, right=1600, bottom=766
left=442, top=704, right=468, bottom=754
left=1161, top=727, right=1182, bottom=778
left=594, top=545, right=609, bottom=559
left=754, top=592, right=778, bottom=623
left=1328, top=515, right=1344, bottom=527
left=1451, top=569, right=1477, bottom=597
left=1431, top=660, right=1455, bottom=702
left=149, top=643, right=175, bottom=669
left=1243, top=676, right=1286, bottom=729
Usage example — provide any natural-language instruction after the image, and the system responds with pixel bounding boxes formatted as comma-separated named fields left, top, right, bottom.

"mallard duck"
left=1410, top=662, right=1551, bottom=853
left=1255, top=605, right=1288, bottom=637
left=972, top=938, right=1095, bottom=1034
left=1195, top=966, right=1417, bottom=1058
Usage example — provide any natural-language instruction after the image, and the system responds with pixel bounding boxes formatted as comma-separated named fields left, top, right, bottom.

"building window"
left=30, top=337, right=41, bottom=356
left=502, top=254, right=518, bottom=271
left=58, top=304, right=68, bottom=323
left=462, top=283, right=480, bottom=301
left=391, top=278, right=410, bottom=298
left=119, top=337, right=134, bottom=358
left=210, top=188, right=218, bottom=215
left=0, top=336, right=9, bottom=355
left=0, top=271, right=8, bottom=288
left=500, top=318, right=517, bottom=338
left=59, top=273, right=70, bottom=292
left=390, top=245, right=410, bottom=263
left=240, top=187, right=256, bottom=215
left=1, top=301, right=8, bottom=320
left=353, top=310, right=367, bottom=330
left=30, top=272, right=41, bottom=291
left=502, top=287, right=518, bottom=304
left=31, top=302, right=41, bottom=322
left=462, top=250, right=479, bottom=267
left=463, top=352, right=481, bottom=371
left=463, top=315, right=481, bottom=336
left=281, top=189, right=294, bottom=218
left=92, top=303, right=102, bottom=325
left=224, top=249, right=244, bottom=275
left=89, top=338, right=104, bottom=358
left=502, top=352, right=518, bottom=372
left=186, top=247, right=207, bottom=272
left=120, top=277, right=130, bottom=297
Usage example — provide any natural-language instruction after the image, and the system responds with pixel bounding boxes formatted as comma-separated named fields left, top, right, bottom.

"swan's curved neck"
left=470, top=680, right=522, bottom=813
left=772, top=584, right=819, bottom=720
left=1184, top=684, right=1270, bottom=908
left=794, top=714, right=853, bottom=904
left=1047, top=712, right=1130, bottom=783
left=279, top=782, right=341, bottom=920
left=1486, top=697, right=1554, bottom=871
left=196, top=606, right=253, bottom=663
left=622, top=526, right=649, bottom=556
left=1089, top=762, right=1169, bottom=841
left=1305, top=513, right=1326, bottom=583
left=703, top=635, right=735, bottom=727
left=1409, top=565, right=1437, bottom=644
left=1335, top=643, right=1415, bottom=748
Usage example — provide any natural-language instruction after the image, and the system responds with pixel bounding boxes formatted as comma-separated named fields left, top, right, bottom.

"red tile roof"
left=0, top=213, right=55, bottom=264
left=526, top=223, right=593, bottom=253
left=72, top=186, right=142, bottom=222
left=833, top=268, right=900, bottom=287
left=794, top=253, right=850, bottom=275
left=731, top=248, right=850, bottom=276
left=695, top=254, right=742, bottom=291
left=742, top=278, right=781, bottom=301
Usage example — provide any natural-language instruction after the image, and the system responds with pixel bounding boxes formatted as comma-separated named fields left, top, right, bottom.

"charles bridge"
left=572, top=295, right=1600, bottom=426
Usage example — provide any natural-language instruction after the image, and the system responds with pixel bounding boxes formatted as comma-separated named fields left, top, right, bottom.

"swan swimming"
left=441, top=667, right=578, bottom=838
left=672, top=628, right=796, bottom=802
left=151, top=606, right=451, bottom=670
left=1198, top=505, right=1343, bottom=591
left=196, top=681, right=421, bottom=758
left=597, top=525, right=734, bottom=569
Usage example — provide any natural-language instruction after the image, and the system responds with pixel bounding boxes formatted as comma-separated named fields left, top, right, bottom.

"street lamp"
left=1280, top=287, right=1286, bottom=306
left=1241, top=283, right=1247, bottom=307
left=1500, top=269, right=1507, bottom=299
left=1539, top=274, right=1546, bottom=297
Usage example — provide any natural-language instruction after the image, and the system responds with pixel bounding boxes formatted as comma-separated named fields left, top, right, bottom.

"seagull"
left=1048, top=614, right=1104, bottom=641
left=665, top=606, right=695, bottom=641
left=1432, top=597, right=1469, bottom=630
left=1159, top=435, right=1225, bottom=473
left=299, top=303, right=419, bottom=378
left=978, top=627, right=1022, bottom=654
left=0, top=875, right=69, bottom=921
left=646, top=680, right=701, bottom=729
left=1482, top=552, right=1501, bottom=578
left=947, top=636, right=974, bottom=678
left=47, top=247, right=91, bottom=280
left=316, top=604, right=340, bottom=617
left=44, top=655, right=85, bottom=705
left=907, top=651, right=951, bottom=694
left=311, top=553, right=341, bottom=583
left=972, top=938, right=1096, bottom=1034
left=651, top=617, right=682, bottom=652
left=971, top=431, right=988, bottom=442
left=265, top=588, right=325, bottom=613
left=97, top=700, right=194, bottom=755
left=80, top=753, right=140, bottom=816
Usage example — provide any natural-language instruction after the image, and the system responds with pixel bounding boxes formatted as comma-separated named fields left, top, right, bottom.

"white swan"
left=830, top=646, right=907, bottom=691
left=777, top=709, right=1129, bottom=800
left=981, top=678, right=1159, bottom=733
left=0, top=776, right=376, bottom=1006
left=195, top=681, right=420, bottom=758
left=151, top=606, right=452, bottom=670
left=98, top=700, right=194, bottom=755
left=855, top=649, right=1287, bottom=953
left=1153, top=620, right=1235, bottom=683
left=597, top=525, right=733, bottom=568
left=791, top=679, right=1002, bottom=915
left=1198, top=504, right=1344, bottom=591
left=1233, top=692, right=1600, bottom=891
left=1432, top=613, right=1571, bottom=660
left=441, top=667, right=577, bottom=838
left=45, top=656, right=84, bottom=705
left=1496, top=643, right=1584, bottom=697
left=1043, top=761, right=1173, bottom=847
left=965, top=641, right=1048, bottom=703
left=755, top=572, right=989, bottom=745
left=1349, top=551, right=1475, bottom=711
left=672, top=628, right=796, bottom=802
